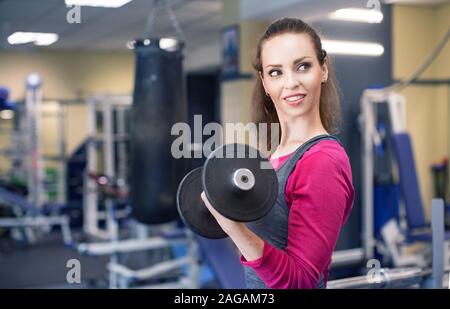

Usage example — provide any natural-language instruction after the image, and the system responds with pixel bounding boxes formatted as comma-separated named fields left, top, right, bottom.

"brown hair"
left=252, top=17, right=341, bottom=151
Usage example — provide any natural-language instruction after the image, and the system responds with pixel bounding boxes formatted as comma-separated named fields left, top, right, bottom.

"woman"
left=201, top=18, right=355, bottom=289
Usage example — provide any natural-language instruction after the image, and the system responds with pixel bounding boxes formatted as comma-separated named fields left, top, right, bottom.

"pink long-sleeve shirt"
left=240, top=140, right=355, bottom=288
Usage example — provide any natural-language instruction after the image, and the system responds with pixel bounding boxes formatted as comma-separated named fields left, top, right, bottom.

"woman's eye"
left=297, top=63, right=310, bottom=71
left=267, top=63, right=309, bottom=77
left=268, top=70, right=281, bottom=77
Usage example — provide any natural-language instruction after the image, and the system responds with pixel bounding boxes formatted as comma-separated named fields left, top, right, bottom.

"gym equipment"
left=361, top=89, right=450, bottom=269
left=431, top=157, right=448, bottom=207
left=361, top=91, right=407, bottom=261
left=177, top=143, right=278, bottom=239
left=84, top=95, right=131, bottom=240
left=0, top=86, right=15, bottom=110
left=355, top=25, right=450, bottom=268
left=328, top=199, right=448, bottom=289
left=129, top=38, right=187, bottom=225
left=0, top=185, right=72, bottom=245
left=177, top=167, right=226, bottom=239
left=1, top=93, right=68, bottom=207
left=0, top=75, right=72, bottom=246
left=76, top=2, right=200, bottom=288
left=77, top=172, right=199, bottom=289
left=391, top=133, right=450, bottom=241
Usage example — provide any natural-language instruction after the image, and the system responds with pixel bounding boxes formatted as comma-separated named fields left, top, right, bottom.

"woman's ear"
left=321, top=61, right=329, bottom=84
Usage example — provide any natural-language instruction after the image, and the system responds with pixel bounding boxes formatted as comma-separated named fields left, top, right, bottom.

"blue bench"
left=391, top=132, right=450, bottom=242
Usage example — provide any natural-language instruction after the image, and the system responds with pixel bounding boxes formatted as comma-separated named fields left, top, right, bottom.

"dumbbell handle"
left=232, top=168, right=255, bottom=191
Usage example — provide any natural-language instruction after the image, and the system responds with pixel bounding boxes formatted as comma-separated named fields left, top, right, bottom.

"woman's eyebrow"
left=265, top=56, right=312, bottom=68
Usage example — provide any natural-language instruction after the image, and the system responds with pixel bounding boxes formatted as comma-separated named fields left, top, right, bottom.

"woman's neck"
left=274, top=112, right=328, bottom=157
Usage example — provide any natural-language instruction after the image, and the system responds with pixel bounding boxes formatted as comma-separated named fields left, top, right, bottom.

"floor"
left=0, top=231, right=109, bottom=288
left=0, top=229, right=219, bottom=289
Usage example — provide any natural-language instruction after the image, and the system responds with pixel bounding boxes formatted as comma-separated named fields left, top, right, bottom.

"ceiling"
left=0, top=0, right=448, bottom=52
left=0, top=0, right=222, bottom=52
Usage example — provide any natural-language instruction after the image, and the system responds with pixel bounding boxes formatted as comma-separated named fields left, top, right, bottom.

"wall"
left=392, top=3, right=450, bottom=218
left=0, top=40, right=223, bottom=162
left=220, top=0, right=268, bottom=146
left=0, top=50, right=134, bottom=101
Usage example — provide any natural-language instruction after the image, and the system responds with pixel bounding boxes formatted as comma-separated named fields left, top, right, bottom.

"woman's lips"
left=284, top=94, right=306, bottom=106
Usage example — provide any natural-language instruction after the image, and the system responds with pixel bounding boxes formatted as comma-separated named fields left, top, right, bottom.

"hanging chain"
left=144, top=0, right=185, bottom=43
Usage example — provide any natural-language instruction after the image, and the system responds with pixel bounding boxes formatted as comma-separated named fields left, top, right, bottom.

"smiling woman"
left=201, top=17, right=355, bottom=289
left=252, top=19, right=341, bottom=155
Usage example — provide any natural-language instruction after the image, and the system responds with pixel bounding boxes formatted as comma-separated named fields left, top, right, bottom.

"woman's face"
left=260, top=33, right=328, bottom=122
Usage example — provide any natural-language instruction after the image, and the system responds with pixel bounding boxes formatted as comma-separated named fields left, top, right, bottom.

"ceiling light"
left=7, top=32, right=58, bottom=46
left=329, top=8, right=383, bottom=23
left=65, top=0, right=133, bottom=8
left=322, top=40, right=384, bottom=56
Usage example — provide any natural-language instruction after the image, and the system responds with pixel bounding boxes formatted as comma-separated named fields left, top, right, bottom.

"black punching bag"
left=130, top=38, right=187, bottom=224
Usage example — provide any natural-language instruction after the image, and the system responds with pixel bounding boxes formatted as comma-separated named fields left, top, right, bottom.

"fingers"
left=201, top=191, right=215, bottom=213
left=200, top=191, right=207, bottom=204
left=201, top=191, right=226, bottom=224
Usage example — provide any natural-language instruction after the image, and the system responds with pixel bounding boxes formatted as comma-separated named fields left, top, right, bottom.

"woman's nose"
left=283, top=72, right=300, bottom=90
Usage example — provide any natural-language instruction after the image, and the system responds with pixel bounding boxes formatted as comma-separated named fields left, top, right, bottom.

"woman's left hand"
left=200, top=191, right=244, bottom=235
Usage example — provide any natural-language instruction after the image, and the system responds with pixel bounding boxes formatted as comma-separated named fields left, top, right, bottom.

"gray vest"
left=245, top=134, right=339, bottom=289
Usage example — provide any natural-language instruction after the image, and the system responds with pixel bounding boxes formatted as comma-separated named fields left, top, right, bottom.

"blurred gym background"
left=0, top=0, right=449, bottom=289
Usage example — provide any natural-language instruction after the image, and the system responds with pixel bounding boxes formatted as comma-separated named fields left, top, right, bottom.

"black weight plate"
left=202, top=143, right=278, bottom=222
left=176, top=167, right=228, bottom=239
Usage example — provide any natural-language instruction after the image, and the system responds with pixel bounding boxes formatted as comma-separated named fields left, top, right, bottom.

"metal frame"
left=0, top=74, right=72, bottom=246
left=359, top=89, right=450, bottom=271
left=40, top=101, right=67, bottom=204
left=83, top=95, right=131, bottom=239
left=331, top=248, right=365, bottom=268
left=79, top=95, right=201, bottom=289
left=3, top=99, right=68, bottom=205
left=0, top=215, right=72, bottom=245
left=77, top=229, right=200, bottom=289
left=360, top=89, right=407, bottom=260
left=25, top=79, right=45, bottom=208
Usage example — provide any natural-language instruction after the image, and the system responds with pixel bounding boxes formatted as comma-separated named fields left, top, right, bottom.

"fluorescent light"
left=7, top=32, right=58, bottom=46
left=65, top=0, right=133, bottom=8
left=329, top=8, right=383, bottom=23
left=322, top=40, right=384, bottom=56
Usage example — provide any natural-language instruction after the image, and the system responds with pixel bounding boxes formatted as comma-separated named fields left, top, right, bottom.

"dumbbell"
left=176, top=143, right=278, bottom=239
